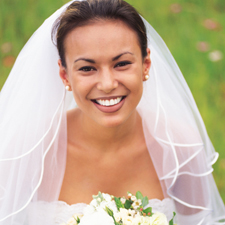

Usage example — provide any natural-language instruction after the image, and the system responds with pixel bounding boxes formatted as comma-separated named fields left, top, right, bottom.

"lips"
left=91, top=96, right=126, bottom=113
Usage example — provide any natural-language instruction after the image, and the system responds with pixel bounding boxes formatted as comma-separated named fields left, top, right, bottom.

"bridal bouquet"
left=62, top=192, right=176, bottom=225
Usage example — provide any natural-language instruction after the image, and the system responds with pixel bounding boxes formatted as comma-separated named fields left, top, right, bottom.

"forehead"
left=64, top=20, right=141, bottom=61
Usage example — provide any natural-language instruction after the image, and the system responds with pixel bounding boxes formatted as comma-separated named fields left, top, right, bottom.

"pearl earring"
left=65, top=85, right=71, bottom=91
left=145, top=74, right=150, bottom=80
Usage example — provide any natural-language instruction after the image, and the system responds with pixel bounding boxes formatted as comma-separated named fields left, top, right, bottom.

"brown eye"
left=115, top=61, right=132, bottom=68
left=79, top=66, right=96, bottom=71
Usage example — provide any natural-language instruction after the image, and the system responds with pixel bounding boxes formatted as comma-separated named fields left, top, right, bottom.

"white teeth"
left=96, top=97, right=123, bottom=106
left=105, top=100, right=110, bottom=106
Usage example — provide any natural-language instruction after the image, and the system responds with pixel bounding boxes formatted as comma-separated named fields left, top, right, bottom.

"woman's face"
left=59, top=20, right=151, bottom=127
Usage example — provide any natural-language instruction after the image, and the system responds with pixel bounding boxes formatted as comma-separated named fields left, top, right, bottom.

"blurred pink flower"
left=203, top=19, right=221, bottom=31
left=3, top=55, right=15, bottom=67
left=170, top=3, right=182, bottom=13
left=196, top=42, right=210, bottom=52
left=208, top=50, right=223, bottom=62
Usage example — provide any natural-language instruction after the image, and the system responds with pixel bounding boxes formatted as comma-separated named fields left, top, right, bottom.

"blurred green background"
left=0, top=0, right=224, bottom=202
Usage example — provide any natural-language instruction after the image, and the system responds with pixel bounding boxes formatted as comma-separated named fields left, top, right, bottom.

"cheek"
left=73, top=84, right=89, bottom=102
left=69, top=76, right=90, bottom=102
left=127, top=68, right=144, bottom=95
left=133, top=81, right=143, bottom=98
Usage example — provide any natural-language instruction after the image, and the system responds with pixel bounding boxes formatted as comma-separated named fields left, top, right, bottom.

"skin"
left=58, top=19, right=164, bottom=204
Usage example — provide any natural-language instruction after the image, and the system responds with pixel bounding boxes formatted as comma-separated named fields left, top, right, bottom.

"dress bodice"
left=26, top=198, right=175, bottom=225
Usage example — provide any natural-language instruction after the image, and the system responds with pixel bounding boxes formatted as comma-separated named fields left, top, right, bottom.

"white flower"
left=122, top=216, right=133, bottom=225
left=102, top=193, right=112, bottom=202
left=79, top=211, right=114, bottom=225
left=90, top=199, right=98, bottom=207
left=121, top=197, right=126, bottom=204
left=131, top=195, right=137, bottom=201
left=149, top=212, right=168, bottom=225
left=132, top=199, right=142, bottom=209
left=119, top=208, right=129, bottom=216
left=208, top=50, right=223, bottom=62
left=99, top=199, right=118, bottom=214
left=115, top=208, right=139, bottom=224
left=134, top=216, right=151, bottom=225
left=128, top=209, right=135, bottom=217
left=115, top=208, right=129, bottom=221
left=83, top=205, right=95, bottom=215
left=134, top=211, right=141, bottom=217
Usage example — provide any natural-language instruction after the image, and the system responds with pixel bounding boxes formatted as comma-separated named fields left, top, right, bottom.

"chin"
left=96, top=113, right=134, bottom=128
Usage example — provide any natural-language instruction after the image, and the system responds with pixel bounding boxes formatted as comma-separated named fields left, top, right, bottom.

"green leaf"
left=114, top=197, right=124, bottom=210
left=143, top=207, right=152, bottom=215
left=142, top=196, right=149, bottom=207
left=77, top=217, right=80, bottom=224
left=124, top=199, right=132, bottom=209
left=169, top=212, right=176, bottom=225
left=136, top=191, right=144, bottom=200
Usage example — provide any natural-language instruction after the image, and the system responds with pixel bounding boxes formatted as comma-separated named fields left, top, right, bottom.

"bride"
left=0, top=0, right=224, bottom=224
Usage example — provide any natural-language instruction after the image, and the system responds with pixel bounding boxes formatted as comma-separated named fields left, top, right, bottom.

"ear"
left=58, top=59, right=70, bottom=87
left=142, top=48, right=151, bottom=81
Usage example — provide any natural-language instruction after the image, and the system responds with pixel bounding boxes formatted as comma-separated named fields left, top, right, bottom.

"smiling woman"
left=58, top=20, right=150, bottom=127
left=0, top=0, right=225, bottom=225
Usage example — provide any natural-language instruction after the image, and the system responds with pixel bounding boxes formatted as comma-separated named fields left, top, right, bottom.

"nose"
left=96, top=69, right=118, bottom=93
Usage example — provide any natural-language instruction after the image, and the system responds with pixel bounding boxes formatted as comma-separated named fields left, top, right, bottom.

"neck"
left=70, top=110, right=142, bottom=153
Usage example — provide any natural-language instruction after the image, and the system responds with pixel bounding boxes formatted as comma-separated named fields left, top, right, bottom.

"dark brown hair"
left=52, top=0, right=147, bottom=68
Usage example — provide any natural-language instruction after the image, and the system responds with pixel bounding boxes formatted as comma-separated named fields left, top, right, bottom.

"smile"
left=91, top=96, right=126, bottom=113
left=95, top=97, right=123, bottom=107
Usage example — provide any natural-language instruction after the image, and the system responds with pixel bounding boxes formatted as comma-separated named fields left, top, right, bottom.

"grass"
left=1, top=0, right=225, bottom=202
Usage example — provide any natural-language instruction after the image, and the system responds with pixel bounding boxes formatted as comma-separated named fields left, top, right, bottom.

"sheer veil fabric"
left=0, top=0, right=224, bottom=224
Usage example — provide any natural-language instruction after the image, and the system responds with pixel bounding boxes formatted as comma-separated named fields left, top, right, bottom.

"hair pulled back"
left=52, top=0, right=147, bottom=68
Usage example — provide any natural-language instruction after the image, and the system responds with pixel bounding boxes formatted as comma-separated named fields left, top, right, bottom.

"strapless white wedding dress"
left=26, top=198, right=175, bottom=225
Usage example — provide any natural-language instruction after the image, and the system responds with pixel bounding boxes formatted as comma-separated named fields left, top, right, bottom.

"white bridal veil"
left=0, top=0, right=224, bottom=224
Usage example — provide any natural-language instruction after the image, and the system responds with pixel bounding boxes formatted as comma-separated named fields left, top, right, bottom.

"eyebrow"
left=74, top=58, right=95, bottom=63
left=74, top=52, right=133, bottom=64
left=112, top=52, right=134, bottom=61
